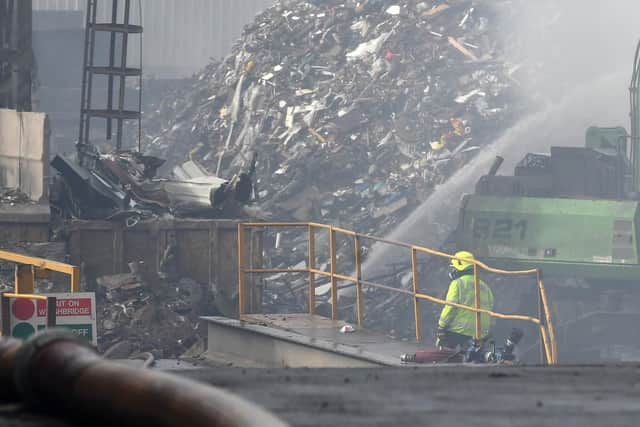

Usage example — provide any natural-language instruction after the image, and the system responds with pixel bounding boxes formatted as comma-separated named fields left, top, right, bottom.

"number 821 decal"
left=472, top=219, right=527, bottom=240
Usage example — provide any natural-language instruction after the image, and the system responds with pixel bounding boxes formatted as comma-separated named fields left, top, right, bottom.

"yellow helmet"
left=451, top=251, right=475, bottom=271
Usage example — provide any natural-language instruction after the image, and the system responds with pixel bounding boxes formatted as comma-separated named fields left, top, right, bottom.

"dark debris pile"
left=96, top=262, right=209, bottom=359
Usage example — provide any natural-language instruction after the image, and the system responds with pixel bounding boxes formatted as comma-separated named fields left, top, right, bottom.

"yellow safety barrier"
left=238, top=222, right=558, bottom=364
left=0, top=250, right=81, bottom=294
left=2, top=293, right=48, bottom=301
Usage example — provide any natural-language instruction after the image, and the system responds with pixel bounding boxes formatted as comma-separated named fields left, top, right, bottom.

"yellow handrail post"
left=308, top=225, right=316, bottom=317
left=70, top=266, right=81, bottom=293
left=354, top=235, right=364, bottom=328
left=411, top=248, right=422, bottom=341
left=537, top=270, right=557, bottom=363
left=237, top=223, right=246, bottom=316
left=329, top=227, right=338, bottom=320
left=539, top=325, right=553, bottom=365
left=473, top=264, right=481, bottom=340
left=536, top=277, right=546, bottom=365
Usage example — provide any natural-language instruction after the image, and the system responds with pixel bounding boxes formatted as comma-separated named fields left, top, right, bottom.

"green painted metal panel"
left=459, top=196, right=640, bottom=278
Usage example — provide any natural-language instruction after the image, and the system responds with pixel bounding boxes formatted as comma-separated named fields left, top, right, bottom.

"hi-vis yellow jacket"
left=438, top=275, right=494, bottom=338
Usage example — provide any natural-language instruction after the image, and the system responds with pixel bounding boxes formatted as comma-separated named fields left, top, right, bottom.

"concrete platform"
left=4, top=363, right=640, bottom=426
left=179, top=365, right=640, bottom=427
left=204, top=314, right=424, bottom=367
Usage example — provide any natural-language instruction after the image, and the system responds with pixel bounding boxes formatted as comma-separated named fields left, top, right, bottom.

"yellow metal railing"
left=237, top=222, right=558, bottom=364
left=2, top=293, right=48, bottom=301
left=0, top=250, right=80, bottom=294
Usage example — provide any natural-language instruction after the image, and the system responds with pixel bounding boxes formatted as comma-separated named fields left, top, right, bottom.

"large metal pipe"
left=2, top=330, right=287, bottom=427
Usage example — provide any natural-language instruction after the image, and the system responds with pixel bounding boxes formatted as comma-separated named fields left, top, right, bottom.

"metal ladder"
left=78, top=0, right=142, bottom=155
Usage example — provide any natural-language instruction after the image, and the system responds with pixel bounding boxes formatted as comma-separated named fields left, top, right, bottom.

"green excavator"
left=457, top=40, right=640, bottom=362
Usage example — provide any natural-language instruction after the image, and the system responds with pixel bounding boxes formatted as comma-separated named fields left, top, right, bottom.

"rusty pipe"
left=10, top=330, right=287, bottom=427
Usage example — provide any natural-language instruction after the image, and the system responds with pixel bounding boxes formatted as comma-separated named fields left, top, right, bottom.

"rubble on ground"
left=0, top=188, right=33, bottom=205
left=96, top=261, right=210, bottom=359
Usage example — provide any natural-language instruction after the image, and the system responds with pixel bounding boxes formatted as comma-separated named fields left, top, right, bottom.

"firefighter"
left=436, top=251, right=494, bottom=349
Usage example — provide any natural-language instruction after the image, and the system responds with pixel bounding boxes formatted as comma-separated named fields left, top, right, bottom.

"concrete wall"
left=0, top=108, right=49, bottom=202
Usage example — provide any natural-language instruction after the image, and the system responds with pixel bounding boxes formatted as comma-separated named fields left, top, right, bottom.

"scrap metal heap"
left=50, top=149, right=255, bottom=221
left=144, top=0, right=530, bottom=236
left=142, top=0, right=533, bottom=332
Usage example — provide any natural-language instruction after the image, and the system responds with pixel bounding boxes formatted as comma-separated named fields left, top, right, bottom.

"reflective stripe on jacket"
left=438, top=274, right=494, bottom=338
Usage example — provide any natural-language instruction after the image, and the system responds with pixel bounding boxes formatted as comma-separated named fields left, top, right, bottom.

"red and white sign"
left=36, top=297, right=93, bottom=317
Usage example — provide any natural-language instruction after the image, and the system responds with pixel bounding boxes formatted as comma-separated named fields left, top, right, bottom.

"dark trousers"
left=439, top=330, right=473, bottom=350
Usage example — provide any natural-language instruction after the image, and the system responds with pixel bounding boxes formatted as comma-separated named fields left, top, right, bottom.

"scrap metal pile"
left=141, top=0, right=533, bottom=336
left=50, top=148, right=255, bottom=221
left=145, top=0, right=529, bottom=237
left=96, top=261, right=209, bottom=359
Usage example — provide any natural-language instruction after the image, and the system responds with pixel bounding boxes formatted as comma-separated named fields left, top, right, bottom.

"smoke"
left=505, top=0, right=640, bottom=103
left=362, top=1, right=640, bottom=277
left=362, top=74, right=626, bottom=277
